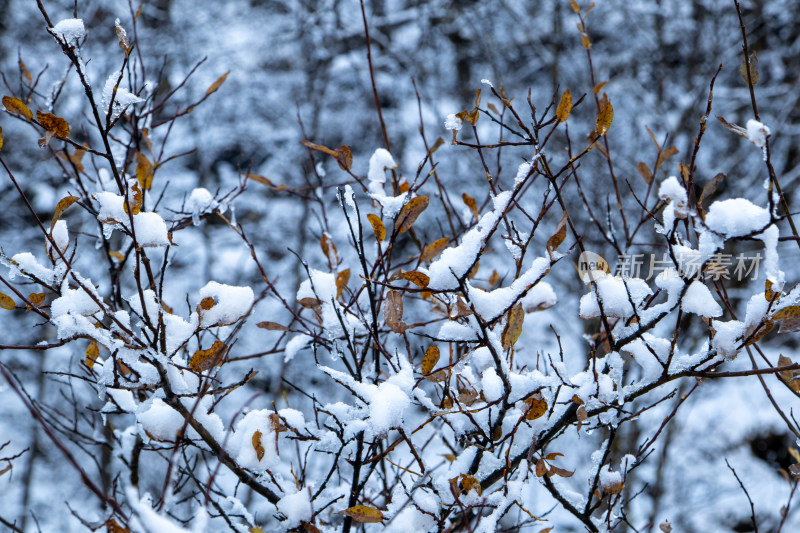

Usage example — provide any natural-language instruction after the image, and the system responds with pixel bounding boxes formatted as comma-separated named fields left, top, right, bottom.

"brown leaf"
left=655, top=146, right=679, bottom=172
left=460, top=474, right=482, bottom=495
left=502, top=303, right=525, bottom=349
left=570, top=0, right=580, bottom=13
left=0, top=292, right=15, bottom=311
left=298, top=297, right=322, bottom=309
left=400, top=271, right=430, bottom=288
left=421, top=345, right=440, bottom=375
left=135, top=151, right=153, bottom=190
left=205, top=71, right=230, bottom=97
left=524, top=397, right=548, bottom=420
left=420, top=238, right=449, bottom=262
left=339, top=505, right=384, bottom=523
left=545, top=452, right=563, bottom=461
left=556, top=88, right=573, bottom=122
left=699, top=173, right=726, bottom=206
left=458, top=383, right=479, bottom=406
left=637, top=162, right=652, bottom=184
left=299, top=139, right=339, bottom=159
left=252, top=430, right=265, bottom=461
left=367, top=213, right=386, bottom=242
left=549, top=465, right=575, bottom=478
left=717, top=116, right=748, bottom=138
left=745, top=320, right=773, bottom=346
left=766, top=280, right=776, bottom=301
left=547, top=211, right=568, bottom=257
left=468, top=260, right=480, bottom=279
left=773, top=306, right=800, bottom=321
left=336, top=269, right=350, bottom=299
left=0, top=126, right=3, bottom=152
left=740, top=51, right=758, bottom=86
left=19, top=59, right=33, bottom=84
left=593, top=81, right=608, bottom=95
left=427, top=369, right=447, bottom=383
left=51, top=195, right=79, bottom=232
left=28, top=292, right=46, bottom=308
left=535, top=458, right=547, bottom=477
left=334, top=145, right=353, bottom=171
left=244, top=173, right=274, bottom=187
left=86, top=340, right=100, bottom=369
left=301, top=522, right=321, bottom=533
left=384, top=290, right=406, bottom=333
left=320, top=232, right=338, bottom=268
left=595, top=100, right=613, bottom=136
left=190, top=340, right=226, bottom=372
left=430, top=137, right=445, bottom=153
left=257, top=321, right=289, bottom=331
left=2, top=96, right=32, bottom=121
left=197, top=296, right=215, bottom=312
left=106, top=519, right=132, bottom=533
left=123, top=182, right=143, bottom=216
left=462, top=193, right=479, bottom=219
left=36, top=110, right=69, bottom=137
left=488, top=270, right=501, bottom=288
left=115, top=19, right=131, bottom=52
left=395, top=196, right=429, bottom=233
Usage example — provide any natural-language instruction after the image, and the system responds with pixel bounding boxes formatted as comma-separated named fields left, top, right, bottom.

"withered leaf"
left=257, top=321, right=289, bottom=331
left=740, top=51, right=758, bottom=86
left=298, top=297, right=322, bottom=309
left=545, top=452, right=563, bottom=461
left=556, top=88, right=572, bottom=122
left=19, top=59, right=33, bottom=84
left=430, top=137, right=445, bottom=153
left=0, top=126, right=3, bottom=152
left=0, top=292, right=16, bottom=310
left=85, top=340, right=99, bottom=369
left=135, top=151, right=153, bottom=190
left=51, top=195, right=79, bottom=231
left=205, top=71, right=230, bottom=97
left=427, top=369, right=447, bottom=383
left=462, top=193, right=479, bottom=219
left=501, top=303, right=524, bottom=349
left=252, top=430, right=265, bottom=461
left=717, top=116, right=748, bottom=138
left=637, top=162, right=652, bottom=184
left=395, top=196, right=429, bottom=233
left=595, top=101, right=613, bottom=136
left=301, top=522, right=320, bottom=533
left=773, top=306, right=800, bottom=321
left=593, top=81, right=608, bottom=95
left=320, top=232, right=338, bottom=267
left=421, top=345, right=440, bottom=375
left=2, top=96, right=32, bottom=121
left=367, top=214, right=386, bottom=242
left=459, top=474, right=482, bottom=495
left=570, top=0, right=580, bottom=13
left=488, top=270, right=501, bottom=288
left=197, top=296, right=215, bottom=311
left=468, top=260, right=480, bottom=279
left=745, top=320, right=773, bottom=346
left=28, top=292, right=46, bottom=308
left=336, top=269, right=350, bottom=298
left=547, top=211, right=568, bottom=256
left=384, top=290, right=406, bottom=333
left=123, top=182, right=143, bottom=216
left=106, top=519, right=131, bottom=533
left=244, top=173, right=274, bottom=187
left=190, top=340, right=226, bottom=372
left=334, top=145, right=353, bottom=171
left=699, top=173, right=725, bottom=206
left=400, top=271, right=430, bottom=288
left=581, top=33, right=591, bottom=50
left=420, top=237, right=449, bottom=262
left=524, top=397, right=548, bottom=420
left=655, top=146, right=679, bottom=172
left=766, top=279, right=776, bottom=301
left=535, top=458, right=547, bottom=477
left=115, top=19, right=131, bottom=52
left=109, top=250, right=125, bottom=262
left=36, top=110, right=69, bottom=137
left=549, top=465, right=575, bottom=478
left=339, top=505, right=384, bottom=524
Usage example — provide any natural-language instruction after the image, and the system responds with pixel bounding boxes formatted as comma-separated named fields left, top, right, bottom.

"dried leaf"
left=462, top=193, right=479, bottom=219
left=468, top=261, right=480, bottom=279
left=320, top=232, right=338, bottom=268
left=106, top=519, right=132, bottom=533
left=244, top=173, right=273, bottom=186
left=745, top=320, right=773, bottom=346
left=205, top=71, right=230, bottom=97
left=427, top=369, right=447, bottom=383
left=135, top=151, right=153, bottom=190
left=545, top=452, right=563, bottom=461
left=458, top=383, right=478, bottom=406
left=123, top=182, right=143, bottom=216
left=19, top=59, right=33, bottom=84
left=334, top=145, right=353, bottom=171
left=2, top=96, right=32, bottom=121
left=549, top=465, right=575, bottom=478
left=394, top=196, right=429, bottom=233
left=0, top=293, right=16, bottom=311
left=460, top=474, right=482, bottom=495
left=109, top=250, right=125, bottom=262
left=252, top=430, right=265, bottom=461
left=524, top=397, right=548, bottom=420
left=86, top=340, right=99, bottom=369
left=28, top=292, right=46, bottom=308
left=655, top=146, right=679, bottom=171
left=593, top=81, right=608, bottom=95
left=535, top=458, right=547, bottom=477
left=740, top=51, right=758, bottom=86
left=51, top=195, right=79, bottom=231
left=547, top=211, right=568, bottom=256
left=190, top=340, right=226, bottom=372
left=198, top=297, right=215, bottom=311
left=421, top=345, right=440, bottom=375
left=400, top=271, right=430, bottom=288
left=36, top=110, right=69, bottom=137
left=570, top=0, right=580, bottom=12
left=699, top=173, right=725, bottom=206
left=766, top=280, right=776, bottom=301
left=257, top=321, right=289, bottom=331
left=115, top=19, right=131, bottom=52
left=773, top=306, right=800, bottom=321
left=301, top=522, right=321, bottom=533
left=298, top=297, right=322, bottom=309
left=778, top=355, right=794, bottom=383
left=367, top=214, right=386, bottom=242
left=339, top=505, right=384, bottom=523
left=581, top=33, right=591, bottom=50
left=488, top=270, right=501, bottom=287
left=336, top=269, right=350, bottom=299
left=556, top=88, right=572, bottom=122
left=595, top=101, right=613, bottom=136
left=0, top=126, right=3, bottom=152
left=420, top=238, right=449, bottom=262
left=717, top=116, right=748, bottom=138
left=384, top=290, right=406, bottom=333
left=430, top=137, right=445, bottom=154
left=637, top=162, right=652, bottom=184
left=501, top=303, right=525, bottom=349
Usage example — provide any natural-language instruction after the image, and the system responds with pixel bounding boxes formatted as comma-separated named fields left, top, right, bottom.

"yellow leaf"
left=459, top=474, right=482, bottom=495
left=462, top=193, right=479, bottom=219
left=556, top=88, right=572, bottom=122
left=2, top=96, right=32, bottom=121
left=28, top=292, right=46, bottom=308
left=367, top=214, right=386, bottom=242
left=765, top=279, right=776, bottom=301
left=0, top=293, right=16, bottom=310
left=655, top=146, right=679, bottom=172
left=400, top=271, right=430, bottom=288
left=384, top=290, right=406, bottom=333
left=570, top=0, right=580, bottom=13
left=51, top=195, right=79, bottom=232
left=581, top=33, right=591, bottom=50
left=0, top=125, right=3, bottom=152
left=19, top=59, right=33, bottom=84
left=773, top=306, right=800, bottom=321
left=135, top=151, right=153, bottom=190
left=336, top=269, right=350, bottom=298
left=36, top=110, right=69, bottom=137
left=595, top=101, right=613, bottom=136
left=257, top=321, right=289, bottom=331
left=593, top=81, right=608, bottom=95
left=421, top=345, right=440, bottom=375
left=85, top=340, right=99, bottom=369
left=190, top=340, right=226, bottom=372
left=252, top=430, right=265, bottom=461
left=394, top=196, right=429, bottom=233
left=501, top=303, right=524, bottom=349
left=245, top=173, right=274, bottom=187
left=123, top=182, right=143, bottom=216
left=109, top=250, right=125, bottom=262
left=547, top=211, right=568, bottom=256
left=421, top=238, right=449, bottom=262
left=637, top=162, right=652, bottom=184
left=524, top=397, right=548, bottom=420
left=340, top=505, right=384, bottom=524
left=205, top=71, right=230, bottom=97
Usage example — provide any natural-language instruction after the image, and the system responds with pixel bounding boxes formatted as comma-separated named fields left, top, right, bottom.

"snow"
left=7, top=252, right=57, bottom=284
left=467, top=257, right=550, bottom=320
left=746, top=119, right=770, bottom=148
left=197, top=281, right=254, bottom=327
left=101, top=71, right=144, bottom=118
left=579, top=275, right=652, bottom=319
left=138, top=399, right=185, bottom=441
left=598, top=464, right=623, bottom=492
left=521, top=281, right=557, bottom=312
left=711, top=319, right=746, bottom=359
left=367, top=148, right=397, bottom=185
left=52, top=18, right=85, bottom=44
left=370, top=191, right=408, bottom=218
left=133, top=212, right=170, bottom=247
left=369, top=380, right=411, bottom=436
left=187, top=187, right=218, bottom=225
left=284, top=334, right=311, bottom=362
left=49, top=220, right=69, bottom=255
left=704, top=198, right=770, bottom=237
left=51, top=282, right=102, bottom=318
left=444, top=113, right=462, bottom=131
left=658, top=176, right=688, bottom=230
left=682, top=280, right=722, bottom=318
left=481, top=367, right=504, bottom=402
left=277, top=490, right=313, bottom=529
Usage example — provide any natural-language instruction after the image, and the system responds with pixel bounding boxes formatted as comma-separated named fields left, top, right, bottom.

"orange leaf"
left=421, top=238, right=449, bottom=262
left=367, top=214, right=386, bottom=242
left=547, top=211, right=568, bottom=257
left=189, top=340, right=226, bottom=372
left=257, top=321, right=289, bottom=331
left=2, top=96, right=32, bottom=121
left=51, top=195, right=79, bottom=232
left=135, top=151, right=154, bottom=190
left=339, top=505, right=384, bottom=524
left=462, top=193, right=479, bottom=219
left=252, top=430, right=265, bottom=461
left=595, top=101, right=613, bottom=136
left=556, top=88, right=572, bottom=122
left=400, top=271, right=430, bottom=288
left=36, top=110, right=69, bottom=137
left=421, top=345, right=440, bottom=375
left=85, top=340, right=100, bottom=369
left=395, top=196, right=429, bottom=233
left=205, top=71, right=230, bottom=97
left=501, top=303, right=524, bottom=349
left=336, top=269, right=350, bottom=298
left=0, top=292, right=16, bottom=311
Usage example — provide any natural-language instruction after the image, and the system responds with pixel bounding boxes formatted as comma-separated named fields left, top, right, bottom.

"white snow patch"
left=705, top=198, right=770, bottom=237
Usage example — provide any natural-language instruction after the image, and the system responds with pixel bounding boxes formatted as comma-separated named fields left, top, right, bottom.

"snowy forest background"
left=3, top=0, right=800, bottom=531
